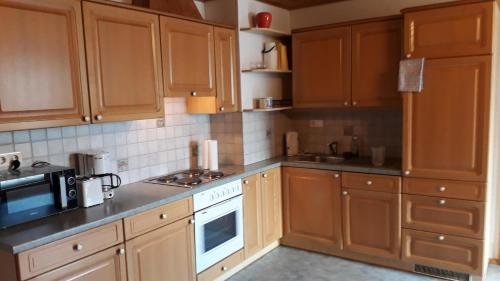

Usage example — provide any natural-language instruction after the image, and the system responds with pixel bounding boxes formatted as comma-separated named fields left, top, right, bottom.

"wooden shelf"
left=240, top=27, right=291, bottom=37
left=241, top=69, right=291, bottom=74
left=243, top=106, right=293, bottom=112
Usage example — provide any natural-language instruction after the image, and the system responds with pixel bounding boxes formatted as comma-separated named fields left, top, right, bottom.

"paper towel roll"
left=202, top=140, right=210, bottom=170
left=208, top=140, right=219, bottom=171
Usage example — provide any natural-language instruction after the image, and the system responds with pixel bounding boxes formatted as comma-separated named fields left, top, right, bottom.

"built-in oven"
left=193, top=180, right=243, bottom=273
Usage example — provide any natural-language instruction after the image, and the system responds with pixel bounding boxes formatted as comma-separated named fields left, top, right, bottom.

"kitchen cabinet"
left=0, top=0, right=90, bottom=131
left=29, top=245, right=127, bottom=281
left=341, top=188, right=401, bottom=259
left=404, top=2, right=494, bottom=59
left=125, top=216, right=196, bottom=281
left=352, top=19, right=402, bottom=107
left=160, top=17, right=216, bottom=97
left=186, top=27, right=239, bottom=114
left=242, top=174, right=263, bottom=258
left=293, top=26, right=351, bottom=108
left=402, top=56, right=491, bottom=181
left=281, top=168, right=342, bottom=255
left=83, top=2, right=164, bottom=123
left=261, top=167, right=283, bottom=246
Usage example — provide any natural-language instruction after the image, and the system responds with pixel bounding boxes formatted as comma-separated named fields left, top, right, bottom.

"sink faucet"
left=328, top=141, right=338, bottom=156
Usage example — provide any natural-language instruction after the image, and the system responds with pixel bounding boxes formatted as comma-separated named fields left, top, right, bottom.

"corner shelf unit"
left=241, top=69, right=292, bottom=74
left=239, top=27, right=291, bottom=37
left=243, top=106, right=292, bottom=112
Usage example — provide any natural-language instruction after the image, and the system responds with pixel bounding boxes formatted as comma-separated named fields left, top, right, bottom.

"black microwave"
left=0, top=165, right=78, bottom=229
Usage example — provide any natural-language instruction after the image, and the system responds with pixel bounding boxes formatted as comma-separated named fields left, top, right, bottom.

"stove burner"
left=182, top=169, right=205, bottom=178
left=155, top=175, right=178, bottom=183
left=204, top=171, right=224, bottom=180
left=176, top=177, right=202, bottom=186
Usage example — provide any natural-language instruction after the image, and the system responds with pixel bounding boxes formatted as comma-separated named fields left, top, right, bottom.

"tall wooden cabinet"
left=293, top=27, right=351, bottom=108
left=161, top=17, right=216, bottom=97
left=83, top=2, right=164, bottom=123
left=0, top=0, right=90, bottom=130
left=242, top=174, right=263, bottom=258
left=261, top=167, right=283, bottom=246
left=281, top=168, right=342, bottom=255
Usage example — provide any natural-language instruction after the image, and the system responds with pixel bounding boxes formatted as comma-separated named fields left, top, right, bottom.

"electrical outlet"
left=0, top=152, right=22, bottom=169
left=156, top=118, right=165, bottom=128
left=309, top=120, right=324, bottom=128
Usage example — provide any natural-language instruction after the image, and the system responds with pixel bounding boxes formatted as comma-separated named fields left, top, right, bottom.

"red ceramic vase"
left=255, top=12, right=272, bottom=28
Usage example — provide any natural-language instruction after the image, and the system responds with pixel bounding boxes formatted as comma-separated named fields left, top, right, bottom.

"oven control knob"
left=68, top=189, right=77, bottom=199
left=67, top=176, right=76, bottom=185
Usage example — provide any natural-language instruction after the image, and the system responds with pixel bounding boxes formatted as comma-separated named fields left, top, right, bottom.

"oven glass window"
left=204, top=211, right=237, bottom=252
left=6, top=184, right=54, bottom=214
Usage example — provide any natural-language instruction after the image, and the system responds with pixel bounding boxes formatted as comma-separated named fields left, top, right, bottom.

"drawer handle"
left=438, top=186, right=446, bottom=192
left=117, top=248, right=125, bottom=256
left=334, top=174, right=340, bottom=179
left=73, top=244, right=83, bottom=251
left=160, top=213, right=168, bottom=220
left=438, top=235, right=445, bottom=241
left=243, top=180, right=249, bottom=184
left=262, top=173, right=268, bottom=178
left=438, top=199, right=446, bottom=205
left=366, top=180, right=373, bottom=185
left=191, top=91, right=197, bottom=97
left=221, top=266, right=228, bottom=271
left=404, top=170, right=410, bottom=176
left=342, top=191, right=348, bottom=196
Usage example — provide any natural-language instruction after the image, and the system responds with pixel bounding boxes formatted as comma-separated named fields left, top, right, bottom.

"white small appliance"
left=77, top=151, right=116, bottom=199
left=286, top=131, right=299, bottom=156
left=76, top=178, right=104, bottom=207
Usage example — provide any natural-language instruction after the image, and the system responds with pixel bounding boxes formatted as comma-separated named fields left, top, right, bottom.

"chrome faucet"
left=328, top=142, right=338, bottom=156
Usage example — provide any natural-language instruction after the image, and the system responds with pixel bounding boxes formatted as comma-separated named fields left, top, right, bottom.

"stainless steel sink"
left=288, top=154, right=344, bottom=164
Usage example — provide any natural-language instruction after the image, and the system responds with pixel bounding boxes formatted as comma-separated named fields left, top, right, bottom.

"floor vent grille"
left=414, top=264, right=470, bottom=281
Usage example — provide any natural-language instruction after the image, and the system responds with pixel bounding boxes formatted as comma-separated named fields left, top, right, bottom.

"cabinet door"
left=342, top=189, right=401, bottom=259
left=282, top=168, right=342, bottom=254
left=403, top=56, right=491, bottom=181
left=261, top=167, right=282, bottom=246
left=293, top=27, right=351, bottom=108
left=352, top=19, right=402, bottom=107
left=126, top=216, right=195, bottom=281
left=29, top=245, right=127, bottom=281
left=0, top=0, right=90, bottom=130
left=214, top=27, right=239, bottom=113
left=242, top=174, right=263, bottom=258
left=83, top=2, right=164, bottom=123
left=404, top=2, right=493, bottom=59
left=161, top=17, right=216, bottom=97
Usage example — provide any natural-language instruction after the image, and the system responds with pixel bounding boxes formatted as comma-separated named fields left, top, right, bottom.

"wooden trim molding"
left=292, top=15, right=402, bottom=33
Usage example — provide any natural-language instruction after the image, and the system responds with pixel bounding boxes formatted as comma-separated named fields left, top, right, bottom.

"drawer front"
left=124, top=197, right=193, bottom=239
left=402, top=229, right=483, bottom=275
left=403, top=178, right=485, bottom=201
left=197, top=249, right=244, bottom=281
left=17, top=221, right=124, bottom=280
left=402, top=194, right=484, bottom=239
left=342, top=172, right=401, bottom=193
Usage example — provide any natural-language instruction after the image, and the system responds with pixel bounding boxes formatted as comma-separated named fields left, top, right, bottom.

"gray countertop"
left=0, top=156, right=401, bottom=254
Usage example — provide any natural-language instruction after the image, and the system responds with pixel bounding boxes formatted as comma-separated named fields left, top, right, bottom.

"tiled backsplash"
left=286, top=109, right=402, bottom=158
left=0, top=98, right=210, bottom=185
left=210, top=113, right=244, bottom=165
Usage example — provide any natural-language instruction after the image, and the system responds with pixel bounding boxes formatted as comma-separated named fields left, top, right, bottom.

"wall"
left=210, top=112, right=244, bottom=165
left=290, top=0, right=453, bottom=29
left=0, top=98, right=210, bottom=185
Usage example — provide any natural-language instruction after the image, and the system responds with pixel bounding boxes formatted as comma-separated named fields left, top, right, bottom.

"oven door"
left=195, top=195, right=243, bottom=273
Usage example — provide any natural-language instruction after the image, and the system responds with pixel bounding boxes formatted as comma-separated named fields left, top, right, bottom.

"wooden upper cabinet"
left=403, top=56, right=491, bottom=181
left=242, top=174, right=263, bottom=258
left=352, top=19, right=402, bottom=107
left=404, top=2, right=494, bottom=59
left=161, top=17, right=216, bottom=97
left=126, top=216, right=196, bottom=281
left=0, top=0, right=90, bottom=130
left=282, top=168, right=342, bottom=255
left=261, top=167, right=283, bottom=246
left=342, top=189, right=401, bottom=259
left=29, top=245, right=127, bottom=281
left=83, top=2, right=164, bottom=123
left=214, top=27, right=239, bottom=112
left=293, top=26, right=351, bottom=108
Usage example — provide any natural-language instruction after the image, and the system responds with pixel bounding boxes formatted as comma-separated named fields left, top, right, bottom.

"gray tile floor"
left=229, top=247, right=500, bottom=281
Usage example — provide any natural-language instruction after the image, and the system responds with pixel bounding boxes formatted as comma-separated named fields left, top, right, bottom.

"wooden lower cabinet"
left=29, top=245, right=127, bottom=281
left=342, top=188, right=401, bottom=259
left=125, top=216, right=196, bottom=281
left=402, top=229, right=484, bottom=275
left=242, top=174, right=263, bottom=258
left=281, top=168, right=342, bottom=254
left=261, top=167, right=283, bottom=246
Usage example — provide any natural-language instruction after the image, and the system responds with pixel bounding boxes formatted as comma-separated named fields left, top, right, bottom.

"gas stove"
left=145, top=169, right=230, bottom=188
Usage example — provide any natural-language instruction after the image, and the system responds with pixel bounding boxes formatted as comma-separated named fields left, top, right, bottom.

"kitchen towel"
left=398, top=58, right=425, bottom=93
left=202, top=140, right=210, bottom=170
left=208, top=140, right=219, bottom=171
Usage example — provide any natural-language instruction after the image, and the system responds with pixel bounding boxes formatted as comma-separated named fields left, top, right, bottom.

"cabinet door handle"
left=82, top=115, right=90, bottom=122
left=117, top=248, right=125, bottom=256
left=343, top=101, right=349, bottom=106
left=262, top=173, right=268, bottom=178
left=438, top=186, right=446, bottom=192
left=189, top=219, right=195, bottom=224
left=191, top=91, right=197, bottom=97
left=406, top=54, right=412, bottom=58
left=219, top=106, right=225, bottom=112
left=404, top=170, right=410, bottom=176
left=352, top=101, right=358, bottom=106
left=366, top=180, right=373, bottom=185
left=243, top=180, right=249, bottom=184
left=342, top=191, right=348, bottom=196
left=221, top=266, right=228, bottom=271
left=95, top=114, right=103, bottom=121
left=438, top=235, right=445, bottom=241
left=73, top=244, right=83, bottom=251
left=159, top=213, right=168, bottom=220
left=334, top=174, right=340, bottom=179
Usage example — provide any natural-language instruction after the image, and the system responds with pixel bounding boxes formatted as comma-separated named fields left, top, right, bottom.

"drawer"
left=342, top=172, right=401, bottom=193
left=197, top=249, right=244, bottom=281
left=402, top=194, right=484, bottom=239
left=124, top=196, right=193, bottom=239
left=17, top=220, right=124, bottom=280
left=403, top=178, right=485, bottom=201
left=402, top=229, right=484, bottom=275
